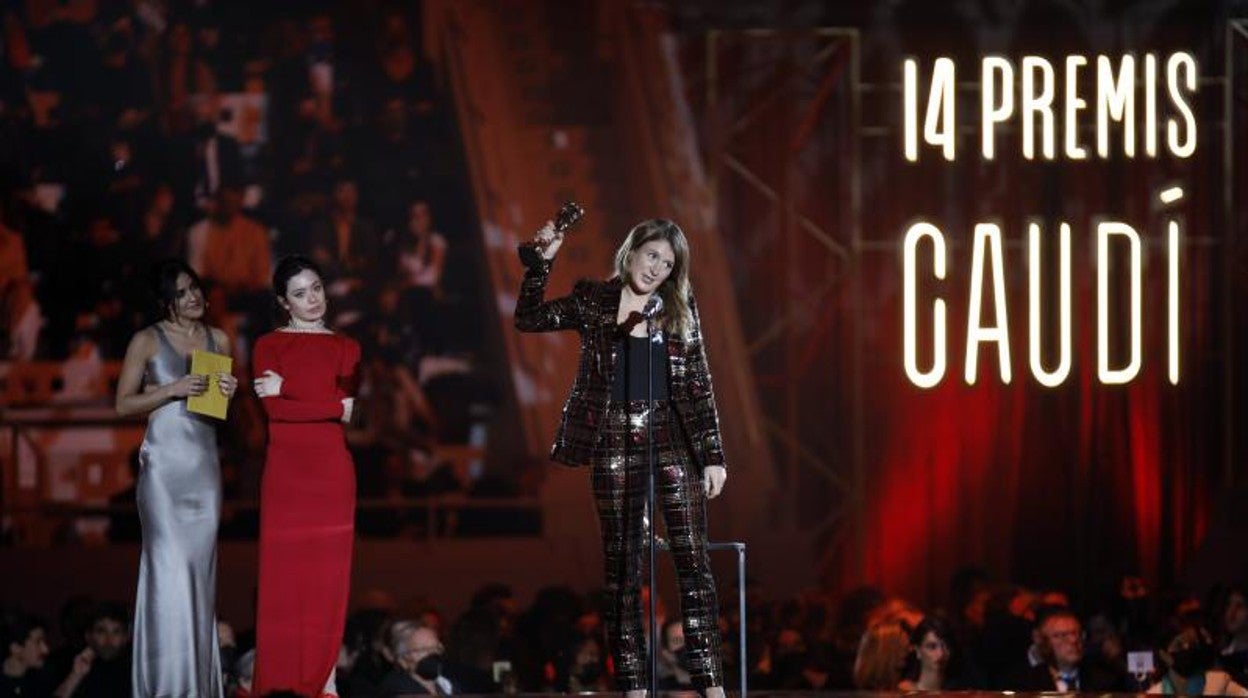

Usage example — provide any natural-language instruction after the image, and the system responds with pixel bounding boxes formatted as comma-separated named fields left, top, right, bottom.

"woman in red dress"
left=251, top=255, right=360, bottom=696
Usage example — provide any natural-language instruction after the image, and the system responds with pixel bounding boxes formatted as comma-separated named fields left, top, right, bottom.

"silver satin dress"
left=132, top=325, right=224, bottom=697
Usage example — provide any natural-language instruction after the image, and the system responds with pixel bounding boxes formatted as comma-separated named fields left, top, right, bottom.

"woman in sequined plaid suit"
left=515, top=218, right=728, bottom=697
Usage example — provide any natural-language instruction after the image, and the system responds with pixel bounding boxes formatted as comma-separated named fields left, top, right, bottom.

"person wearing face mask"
left=115, top=260, right=236, bottom=697
left=380, top=621, right=455, bottom=696
left=1148, top=617, right=1248, bottom=696
left=516, top=219, right=729, bottom=698
left=252, top=255, right=361, bottom=697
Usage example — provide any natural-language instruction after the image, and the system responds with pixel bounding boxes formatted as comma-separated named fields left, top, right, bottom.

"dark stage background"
left=668, top=0, right=1248, bottom=605
left=0, top=0, right=1244, bottom=633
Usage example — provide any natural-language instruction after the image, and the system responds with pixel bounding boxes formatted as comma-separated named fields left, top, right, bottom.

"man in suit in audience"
left=1010, top=605, right=1129, bottom=693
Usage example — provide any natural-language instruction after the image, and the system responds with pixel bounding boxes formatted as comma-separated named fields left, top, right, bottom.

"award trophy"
left=519, top=201, right=585, bottom=266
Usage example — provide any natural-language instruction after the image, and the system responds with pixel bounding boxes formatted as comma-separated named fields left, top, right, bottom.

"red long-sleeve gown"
left=252, top=331, right=360, bottom=696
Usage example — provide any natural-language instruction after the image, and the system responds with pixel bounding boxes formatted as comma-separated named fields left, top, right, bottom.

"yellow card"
left=187, top=349, right=233, bottom=420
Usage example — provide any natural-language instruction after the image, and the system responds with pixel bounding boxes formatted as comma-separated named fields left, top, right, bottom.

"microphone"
left=642, top=295, right=664, bottom=340
left=642, top=295, right=664, bottom=319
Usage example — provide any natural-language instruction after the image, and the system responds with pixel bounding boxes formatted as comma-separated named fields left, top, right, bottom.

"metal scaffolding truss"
left=704, top=28, right=866, bottom=579
left=702, top=21, right=1244, bottom=583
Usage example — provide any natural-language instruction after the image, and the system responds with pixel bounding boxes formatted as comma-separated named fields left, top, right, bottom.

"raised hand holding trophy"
left=519, top=201, right=585, bottom=266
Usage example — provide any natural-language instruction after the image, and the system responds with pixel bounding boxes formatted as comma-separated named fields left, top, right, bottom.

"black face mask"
left=415, top=654, right=443, bottom=681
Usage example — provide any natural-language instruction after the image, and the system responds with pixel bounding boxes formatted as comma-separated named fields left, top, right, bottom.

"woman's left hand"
left=703, top=466, right=727, bottom=499
left=253, top=370, right=284, bottom=398
left=217, top=372, right=238, bottom=398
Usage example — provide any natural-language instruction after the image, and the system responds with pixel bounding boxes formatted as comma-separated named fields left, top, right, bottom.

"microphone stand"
left=646, top=305, right=660, bottom=698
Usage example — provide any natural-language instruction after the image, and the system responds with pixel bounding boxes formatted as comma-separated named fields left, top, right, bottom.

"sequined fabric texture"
left=513, top=255, right=727, bottom=472
left=592, top=400, right=723, bottom=690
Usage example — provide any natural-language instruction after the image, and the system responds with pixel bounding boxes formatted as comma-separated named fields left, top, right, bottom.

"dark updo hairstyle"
left=901, top=614, right=955, bottom=681
left=149, top=259, right=204, bottom=321
left=272, top=254, right=324, bottom=300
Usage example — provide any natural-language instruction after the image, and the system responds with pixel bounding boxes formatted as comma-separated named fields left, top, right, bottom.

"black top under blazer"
left=513, top=252, right=727, bottom=471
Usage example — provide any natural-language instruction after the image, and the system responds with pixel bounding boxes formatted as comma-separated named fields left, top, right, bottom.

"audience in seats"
left=0, top=1, right=513, bottom=535
left=51, top=601, right=132, bottom=698
left=1, top=612, right=57, bottom=696
left=186, top=185, right=271, bottom=297
left=656, top=618, right=692, bottom=690
left=1147, top=614, right=1248, bottom=696
left=0, top=213, right=41, bottom=359
left=379, top=620, right=459, bottom=696
left=899, top=614, right=955, bottom=691
left=308, top=178, right=379, bottom=332
left=853, top=619, right=909, bottom=690
left=1010, top=605, right=1130, bottom=692
left=7, top=574, right=1248, bottom=695
left=1221, top=586, right=1248, bottom=688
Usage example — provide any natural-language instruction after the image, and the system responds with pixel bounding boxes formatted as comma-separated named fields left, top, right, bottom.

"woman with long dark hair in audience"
left=115, top=259, right=237, bottom=696
left=252, top=255, right=361, bottom=697
left=899, top=615, right=955, bottom=691
left=515, top=218, right=729, bottom=698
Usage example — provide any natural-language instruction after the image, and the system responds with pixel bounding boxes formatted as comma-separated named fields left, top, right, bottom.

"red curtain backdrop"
left=690, top=10, right=1232, bottom=604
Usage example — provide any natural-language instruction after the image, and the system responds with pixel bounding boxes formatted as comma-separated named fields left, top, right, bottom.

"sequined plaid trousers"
left=590, top=399, right=723, bottom=690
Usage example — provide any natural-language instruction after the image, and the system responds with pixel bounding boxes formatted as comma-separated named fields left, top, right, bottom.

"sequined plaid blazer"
left=514, top=254, right=727, bottom=470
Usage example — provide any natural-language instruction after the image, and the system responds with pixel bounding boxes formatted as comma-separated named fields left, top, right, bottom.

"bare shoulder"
left=127, top=327, right=159, bottom=355
left=1208, top=670, right=1247, bottom=696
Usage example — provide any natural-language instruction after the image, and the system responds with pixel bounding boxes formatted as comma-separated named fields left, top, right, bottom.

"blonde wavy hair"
left=853, top=620, right=910, bottom=690
left=612, top=219, right=692, bottom=337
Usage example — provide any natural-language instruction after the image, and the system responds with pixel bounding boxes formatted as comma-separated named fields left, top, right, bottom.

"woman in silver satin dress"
left=115, top=260, right=239, bottom=697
